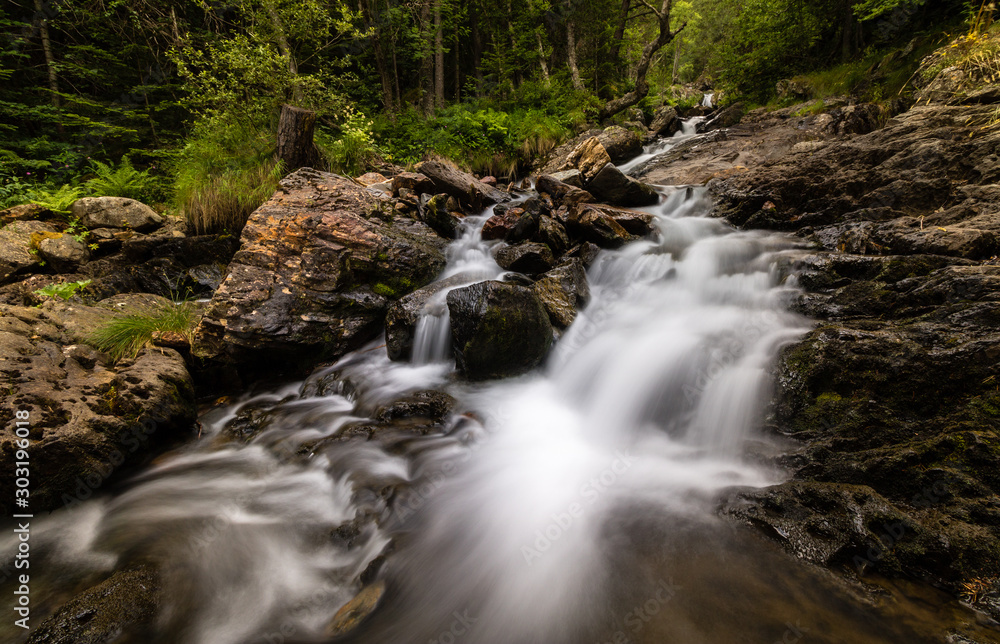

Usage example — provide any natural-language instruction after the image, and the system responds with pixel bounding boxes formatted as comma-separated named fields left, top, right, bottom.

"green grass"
left=89, top=301, right=198, bottom=362
left=173, top=115, right=283, bottom=234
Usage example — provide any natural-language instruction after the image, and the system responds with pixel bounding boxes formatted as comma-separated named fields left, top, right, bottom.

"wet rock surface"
left=192, top=168, right=447, bottom=377
left=446, top=280, right=553, bottom=380
left=710, top=83, right=1000, bottom=604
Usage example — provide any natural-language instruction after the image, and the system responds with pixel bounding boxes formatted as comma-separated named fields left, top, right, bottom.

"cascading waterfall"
left=617, top=119, right=703, bottom=175
left=5, top=130, right=973, bottom=644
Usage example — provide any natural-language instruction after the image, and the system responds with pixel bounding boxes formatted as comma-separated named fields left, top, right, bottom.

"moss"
left=29, top=230, right=63, bottom=249
left=372, top=282, right=399, bottom=298
left=968, top=392, right=1000, bottom=418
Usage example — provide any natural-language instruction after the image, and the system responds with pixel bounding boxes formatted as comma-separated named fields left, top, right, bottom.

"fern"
left=85, top=158, right=158, bottom=202
left=28, top=184, right=84, bottom=213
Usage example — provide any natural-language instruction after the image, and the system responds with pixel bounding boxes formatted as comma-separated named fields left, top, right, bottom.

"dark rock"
left=414, top=160, right=509, bottom=210
left=375, top=390, right=456, bottom=423
left=417, top=193, right=460, bottom=239
left=535, top=174, right=594, bottom=209
left=384, top=274, right=472, bottom=361
left=587, top=163, right=660, bottom=208
left=505, top=210, right=541, bottom=243
left=446, top=280, right=553, bottom=380
left=547, top=170, right=585, bottom=189
left=494, top=242, right=556, bottom=275
left=533, top=259, right=591, bottom=328
left=25, top=566, right=161, bottom=644
left=535, top=216, right=571, bottom=257
left=0, top=203, right=53, bottom=225
left=567, top=204, right=635, bottom=248
left=192, top=169, right=446, bottom=376
left=699, top=103, right=745, bottom=133
left=647, top=105, right=681, bottom=139
left=70, top=197, right=164, bottom=232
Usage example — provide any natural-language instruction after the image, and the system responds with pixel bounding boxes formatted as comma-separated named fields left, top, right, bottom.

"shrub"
left=33, top=279, right=92, bottom=301
left=316, top=109, right=381, bottom=177
left=89, top=300, right=198, bottom=362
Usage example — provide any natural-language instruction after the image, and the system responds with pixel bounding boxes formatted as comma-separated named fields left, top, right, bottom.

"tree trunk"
left=361, top=0, right=395, bottom=112
left=33, top=0, right=60, bottom=109
left=276, top=105, right=318, bottom=171
left=598, top=0, right=683, bottom=121
left=455, top=20, right=461, bottom=100
left=434, top=1, right=445, bottom=107
left=609, top=0, right=631, bottom=74
left=420, top=1, right=434, bottom=116
left=471, top=3, right=484, bottom=95
left=567, top=19, right=584, bottom=91
left=672, top=38, right=681, bottom=84
left=841, top=0, right=855, bottom=63
left=536, top=31, right=550, bottom=85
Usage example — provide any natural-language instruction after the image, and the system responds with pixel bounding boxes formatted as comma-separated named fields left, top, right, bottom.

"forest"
left=0, top=0, right=980, bottom=233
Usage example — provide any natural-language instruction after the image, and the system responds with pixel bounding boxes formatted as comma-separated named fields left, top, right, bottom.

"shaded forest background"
left=0, top=0, right=987, bottom=231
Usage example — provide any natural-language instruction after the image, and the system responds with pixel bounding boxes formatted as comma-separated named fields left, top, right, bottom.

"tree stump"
left=276, top=104, right=318, bottom=171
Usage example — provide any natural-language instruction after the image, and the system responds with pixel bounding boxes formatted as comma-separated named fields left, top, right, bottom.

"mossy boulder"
left=446, top=280, right=553, bottom=380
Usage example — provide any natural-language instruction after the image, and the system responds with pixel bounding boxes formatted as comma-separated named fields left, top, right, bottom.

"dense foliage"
left=0, top=0, right=992, bottom=230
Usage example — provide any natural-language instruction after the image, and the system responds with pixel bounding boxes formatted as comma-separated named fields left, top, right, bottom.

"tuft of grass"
left=89, top=301, right=198, bottom=362
left=173, top=116, right=282, bottom=234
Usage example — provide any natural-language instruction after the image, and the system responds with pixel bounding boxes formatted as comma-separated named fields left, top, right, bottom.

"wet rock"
left=0, top=220, right=57, bottom=283
left=375, top=390, right=456, bottom=423
left=447, top=280, right=553, bottom=380
left=533, top=259, right=591, bottom=328
left=535, top=174, right=594, bottom=209
left=384, top=274, right=472, bottom=361
left=26, top=565, right=161, bottom=644
left=583, top=204, right=656, bottom=237
left=699, top=103, right=745, bottom=133
left=325, top=581, right=386, bottom=638
left=0, top=302, right=196, bottom=514
left=548, top=169, right=585, bottom=189
left=535, top=216, right=571, bottom=257
left=414, top=160, right=509, bottom=210
left=70, top=197, right=164, bottom=232
left=505, top=209, right=541, bottom=243
left=481, top=207, right=522, bottom=241
left=835, top=103, right=883, bottom=135
left=417, top=193, right=460, bottom=239
left=567, top=204, right=635, bottom=248
left=647, top=105, right=681, bottom=140
left=192, top=169, right=446, bottom=376
left=596, top=126, right=643, bottom=164
left=38, top=234, right=90, bottom=270
left=494, top=242, right=555, bottom=275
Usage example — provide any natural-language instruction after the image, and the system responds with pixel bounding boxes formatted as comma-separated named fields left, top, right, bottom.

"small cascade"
left=701, top=92, right=715, bottom=108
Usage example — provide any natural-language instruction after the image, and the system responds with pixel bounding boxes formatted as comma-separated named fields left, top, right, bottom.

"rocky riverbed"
left=1, top=52, right=999, bottom=642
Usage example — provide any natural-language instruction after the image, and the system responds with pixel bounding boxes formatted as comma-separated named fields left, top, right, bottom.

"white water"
left=2, top=144, right=818, bottom=644
left=617, top=118, right=703, bottom=175
left=702, top=92, right=715, bottom=108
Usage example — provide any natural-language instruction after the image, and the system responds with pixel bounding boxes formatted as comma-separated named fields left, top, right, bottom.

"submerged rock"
left=384, top=274, right=472, bottom=361
left=446, top=280, right=553, bottom=380
left=192, top=169, right=446, bottom=377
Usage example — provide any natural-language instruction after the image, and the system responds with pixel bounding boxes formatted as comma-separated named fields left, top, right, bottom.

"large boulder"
left=70, top=197, right=164, bottom=232
left=0, top=220, right=56, bottom=284
left=446, top=281, right=553, bottom=380
left=535, top=174, right=594, bottom=209
left=596, top=126, right=643, bottom=164
left=0, top=301, right=197, bottom=514
left=416, top=193, right=460, bottom=238
left=587, top=163, right=660, bottom=207
left=566, top=204, right=635, bottom=248
left=192, top=169, right=446, bottom=375
left=414, top=160, right=509, bottom=210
